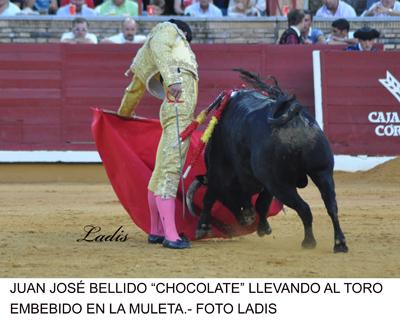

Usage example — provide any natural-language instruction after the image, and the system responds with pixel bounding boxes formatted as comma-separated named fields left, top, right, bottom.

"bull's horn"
left=186, top=179, right=202, bottom=217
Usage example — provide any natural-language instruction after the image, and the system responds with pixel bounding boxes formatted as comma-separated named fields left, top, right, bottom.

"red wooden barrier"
left=0, top=43, right=342, bottom=152
left=316, top=50, right=400, bottom=156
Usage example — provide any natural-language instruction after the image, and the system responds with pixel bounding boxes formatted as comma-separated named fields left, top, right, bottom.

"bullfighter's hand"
left=168, top=83, right=183, bottom=102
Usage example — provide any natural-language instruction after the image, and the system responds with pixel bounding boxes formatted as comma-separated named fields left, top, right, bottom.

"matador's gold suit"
left=118, top=21, right=198, bottom=198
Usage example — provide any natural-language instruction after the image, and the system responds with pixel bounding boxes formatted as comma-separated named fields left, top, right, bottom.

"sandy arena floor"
left=0, top=160, right=399, bottom=278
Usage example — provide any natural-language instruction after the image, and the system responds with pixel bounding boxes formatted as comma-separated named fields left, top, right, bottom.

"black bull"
left=186, top=88, right=348, bottom=253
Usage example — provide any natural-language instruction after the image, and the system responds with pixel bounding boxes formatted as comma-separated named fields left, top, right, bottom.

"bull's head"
left=186, top=176, right=256, bottom=226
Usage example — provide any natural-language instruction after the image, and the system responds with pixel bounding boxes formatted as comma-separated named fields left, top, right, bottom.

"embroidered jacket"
left=130, top=21, right=198, bottom=99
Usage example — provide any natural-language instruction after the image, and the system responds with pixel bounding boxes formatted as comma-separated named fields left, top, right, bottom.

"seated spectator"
left=346, top=27, right=380, bottom=51
left=253, top=0, right=265, bottom=14
left=361, top=0, right=400, bottom=16
left=57, top=0, right=97, bottom=16
left=0, top=0, right=21, bottom=15
left=101, top=17, right=146, bottom=43
left=34, top=0, right=58, bottom=14
left=227, top=0, right=262, bottom=16
left=147, top=0, right=165, bottom=15
left=95, top=0, right=138, bottom=16
left=174, top=0, right=196, bottom=15
left=18, top=0, right=39, bottom=14
left=61, top=0, right=95, bottom=8
left=316, top=0, right=357, bottom=18
left=279, top=9, right=306, bottom=45
left=61, top=17, right=98, bottom=44
left=175, top=0, right=229, bottom=15
left=325, top=18, right=357, bottom=45
left=184, top=0, right=223, bottom=17
left=174, top=0, right=230, bottom=16
left=302, top=9, right=325, bottom=44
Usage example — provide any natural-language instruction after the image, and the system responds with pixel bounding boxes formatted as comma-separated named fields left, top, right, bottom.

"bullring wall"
left=0, top=43, right=329, bottom=151
left=1, top=16, right=400, bottom=50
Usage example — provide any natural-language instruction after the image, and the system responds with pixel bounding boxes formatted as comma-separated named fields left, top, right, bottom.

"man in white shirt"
left=316, top=0, right=357, bottom=18
left=60, top=17, right=98, bottom=44
left=101, top=17, right=146, bottom=44
left=227, top=0, right=264, bottom=17
left=325, top=18, right=356, bottom=45
left=184, top=0, right=223, bottom=17
left=362, top=0, right=400, bottom=16
left=0, top=0, right=21, bottom=15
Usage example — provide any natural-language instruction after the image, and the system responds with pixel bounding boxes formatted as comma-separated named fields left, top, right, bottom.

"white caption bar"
left=0, top=278, right=398, bottom=320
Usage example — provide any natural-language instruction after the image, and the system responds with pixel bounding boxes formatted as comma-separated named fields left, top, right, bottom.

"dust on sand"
left=0, top=160, right=399, bottom=277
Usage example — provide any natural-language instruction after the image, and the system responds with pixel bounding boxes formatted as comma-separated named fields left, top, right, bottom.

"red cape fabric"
left=91, top=108, right=282, bottom=240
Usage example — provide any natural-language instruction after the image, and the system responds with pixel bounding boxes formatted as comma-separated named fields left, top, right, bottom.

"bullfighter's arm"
left=117, top=75, right=146, bottom=118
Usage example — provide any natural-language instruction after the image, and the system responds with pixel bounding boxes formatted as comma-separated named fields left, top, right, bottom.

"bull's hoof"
left=334, top=243, right=349, bottom=253
left=195, top=225, right=210, bottom=239
left=301, top=238, right=317, bottom=249
left=257, top=224, right=272, bottom=237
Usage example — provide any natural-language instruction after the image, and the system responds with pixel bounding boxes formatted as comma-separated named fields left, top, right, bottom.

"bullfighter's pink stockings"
left=155, top=196, right=180, bottom=241
left=147, top=190, right=164, bottom=236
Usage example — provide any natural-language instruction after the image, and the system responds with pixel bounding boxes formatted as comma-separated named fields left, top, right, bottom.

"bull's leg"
left=196, top=189, right=217, bottom=239
left=273, top=186, right=316, bottom=249
left=255, top=190, right=273, bottom=236
left=310, top=171, right=348, bottom=253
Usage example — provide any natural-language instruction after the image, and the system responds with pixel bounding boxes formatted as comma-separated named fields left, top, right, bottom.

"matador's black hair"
left=168, top=19, right=193, bottom=43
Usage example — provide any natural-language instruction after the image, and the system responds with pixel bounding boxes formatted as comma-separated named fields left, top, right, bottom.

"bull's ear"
left=196, top=175, right=208, bottom=186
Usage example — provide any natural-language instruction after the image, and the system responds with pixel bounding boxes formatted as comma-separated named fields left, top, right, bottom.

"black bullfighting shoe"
left=147, top=235, right=165, bottom=244
left=162, top=238, right=191, bottom=249
left=179, top=233, right=189, bottom=242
